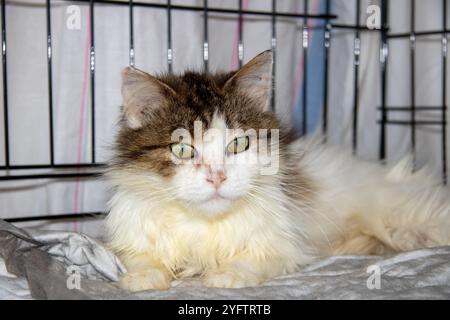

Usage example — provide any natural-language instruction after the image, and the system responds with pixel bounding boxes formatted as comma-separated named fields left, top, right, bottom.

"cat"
left=105, top=50, right=450, bottom=292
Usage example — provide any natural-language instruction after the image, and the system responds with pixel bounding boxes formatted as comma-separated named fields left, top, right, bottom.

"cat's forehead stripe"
left=210, top=113, right=228, bottom=131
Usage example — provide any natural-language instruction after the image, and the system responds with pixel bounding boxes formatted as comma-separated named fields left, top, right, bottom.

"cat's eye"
left=171, top=143, right=196, bottom=159
left=226, top=136, right=250, bottom=154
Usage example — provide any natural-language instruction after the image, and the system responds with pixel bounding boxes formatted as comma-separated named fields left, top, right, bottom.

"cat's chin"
left=191, top=196, right=235, bottom=217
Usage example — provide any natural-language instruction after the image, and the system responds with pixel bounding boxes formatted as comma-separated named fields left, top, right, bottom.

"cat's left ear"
left=223, top=50, right=273, bottom=111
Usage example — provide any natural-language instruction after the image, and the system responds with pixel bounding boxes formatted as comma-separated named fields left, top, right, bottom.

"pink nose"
left=206, top=169, right=227, bottom=189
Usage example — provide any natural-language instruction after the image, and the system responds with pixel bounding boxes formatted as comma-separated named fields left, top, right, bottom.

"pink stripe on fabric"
left=72, top=10, right=92, bottom=231
left=231, top=0, right=249, bottom=69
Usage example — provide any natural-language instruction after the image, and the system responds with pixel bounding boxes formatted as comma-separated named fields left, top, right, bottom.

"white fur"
left=105, top=124, right=450, bottom=291
left=171, top=115, right=260, bottom=216
left=288, top=138, right=450, bottom=254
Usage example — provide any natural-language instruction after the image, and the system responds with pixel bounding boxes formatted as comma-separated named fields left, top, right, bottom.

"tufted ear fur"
left=121, top=67, right=176, bottom=129
left=223, top=50, right=273, bottom=111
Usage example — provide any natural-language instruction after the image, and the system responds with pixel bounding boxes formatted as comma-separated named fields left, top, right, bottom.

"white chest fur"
left=105, top=185, right=309, bottom=276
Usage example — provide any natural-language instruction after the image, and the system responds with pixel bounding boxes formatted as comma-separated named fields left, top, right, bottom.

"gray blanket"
left=0, top=219, right=449, bottom=300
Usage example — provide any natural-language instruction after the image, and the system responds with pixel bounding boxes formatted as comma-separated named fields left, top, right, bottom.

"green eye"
left=171, top=143, right=196, bottom=159
left=227, top=136, right=250, bottom=154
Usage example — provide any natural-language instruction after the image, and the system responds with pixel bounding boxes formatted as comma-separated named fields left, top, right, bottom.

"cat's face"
left=115, top=51, right=280, bottom=216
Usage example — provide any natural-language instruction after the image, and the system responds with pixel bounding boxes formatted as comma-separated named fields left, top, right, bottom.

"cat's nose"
left=206, top=169, right=227, bottom=189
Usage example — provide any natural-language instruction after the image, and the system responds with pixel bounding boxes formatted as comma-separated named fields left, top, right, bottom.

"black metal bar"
left=129, top=0, right=134, bottom=66
left=238, top=0, right=243, bottom=68
left=323, top=0, right=331, bottom=140
left=307, top=23, right=387, bottom=32
left=0, top=172, right=101, bottom=181
left=270, top=0, right=276, bottom=112
left=46, top=0, right=55, bottom=166
left=68, top=0, right=337, bottom=19
left=203, top=0, right=208, bottom=71
left=378, top=106, right=445, bottom=111
left=388, top=29, right=450, bottom=38
left=0, top=163, right=104, bottom=170
left=442, top=0, right=448, bottom=184
left=167, top=0, right=172, bottom=73
left=379, top=0, right=388, bottom=161
left=1, top=0, right=9, bottom=168
left=333, top=23, right=385, bottom=31
left=378, top=120, right=445, bottom=126
left=302, top=0, right=309, bottom=136
left=90, top=0, right=96, bottom=163
left=410, top=0, right=416, bottom=169
left=352, top=0, right=361, bottom=153
left=4, top=212, right=105, bottom=223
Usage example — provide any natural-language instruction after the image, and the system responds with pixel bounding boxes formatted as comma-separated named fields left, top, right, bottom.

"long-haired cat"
left=106, top=50, right=450, bottom=291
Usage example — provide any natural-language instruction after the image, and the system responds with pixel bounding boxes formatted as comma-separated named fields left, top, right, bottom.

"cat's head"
left=114, top=50, right=282, bottom=216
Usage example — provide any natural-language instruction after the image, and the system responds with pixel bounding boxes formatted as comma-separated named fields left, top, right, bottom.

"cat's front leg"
left=203, top=257, right=286, bottom=289
left=119, top=253, right=172, bottom=292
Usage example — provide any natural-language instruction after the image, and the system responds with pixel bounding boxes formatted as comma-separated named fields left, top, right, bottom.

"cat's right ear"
left=121, top=67, right=175, bottom=129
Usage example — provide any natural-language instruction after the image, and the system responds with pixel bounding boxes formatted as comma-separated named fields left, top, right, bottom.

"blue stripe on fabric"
left=292, top=0, right=328, bottom=134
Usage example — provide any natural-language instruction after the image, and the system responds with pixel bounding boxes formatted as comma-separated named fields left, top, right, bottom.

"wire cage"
left=1, top=0, right=448, bottom=224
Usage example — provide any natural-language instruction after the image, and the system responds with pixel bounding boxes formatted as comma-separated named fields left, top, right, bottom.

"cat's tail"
left=384, top=155, right=439, bottom=185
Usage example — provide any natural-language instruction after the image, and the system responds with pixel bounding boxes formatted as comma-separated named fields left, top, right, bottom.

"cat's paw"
left=120, top=268, right=171, bottom=292
left=203, top=270, right=262, bottom=288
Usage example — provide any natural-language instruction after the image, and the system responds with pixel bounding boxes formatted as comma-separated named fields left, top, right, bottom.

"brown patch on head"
left=114, top=50, right=281, bottom=178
